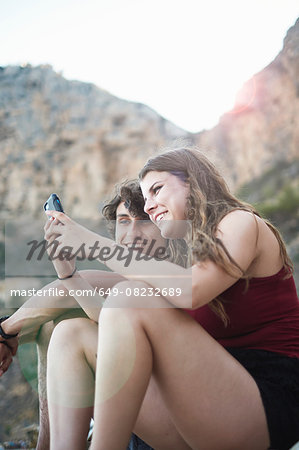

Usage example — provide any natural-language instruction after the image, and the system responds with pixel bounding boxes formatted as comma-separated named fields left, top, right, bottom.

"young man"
left=0, top=180, right=159, bottom=450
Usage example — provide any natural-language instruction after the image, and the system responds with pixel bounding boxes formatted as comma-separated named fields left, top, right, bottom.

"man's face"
left=115, top=202, right=166, bottom=255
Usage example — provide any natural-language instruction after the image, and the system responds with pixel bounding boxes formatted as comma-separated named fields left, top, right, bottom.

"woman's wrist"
left=57, top=266, right=77, bottom=280
left=59, top=269, right=82, bottom=286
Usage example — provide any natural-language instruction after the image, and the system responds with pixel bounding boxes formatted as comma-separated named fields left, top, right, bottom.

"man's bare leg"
left=34, top=309, right=89, bottom=450
left=47, top=318, right=97, bottom=450
left=35, top=321, right=54, bottom=450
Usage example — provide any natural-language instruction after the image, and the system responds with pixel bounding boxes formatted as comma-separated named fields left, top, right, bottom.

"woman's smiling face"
left=140, top=171, right=190, bottom=239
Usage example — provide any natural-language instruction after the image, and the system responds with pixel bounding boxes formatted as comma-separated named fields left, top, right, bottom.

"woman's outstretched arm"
left=45, top=210, right=260, bottom=310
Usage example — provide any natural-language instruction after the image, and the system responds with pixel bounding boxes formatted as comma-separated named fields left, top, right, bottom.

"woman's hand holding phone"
left=43, top=194, right=101, bottom=278
left=44, top=210, right=98, bottom=258
left=43, top=217, right=76, bottom=279
left=43, top=194, right=77, bottom=279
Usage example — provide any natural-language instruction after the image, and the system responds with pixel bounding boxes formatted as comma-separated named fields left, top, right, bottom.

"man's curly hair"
left=102, top=179, right=149, bottom=236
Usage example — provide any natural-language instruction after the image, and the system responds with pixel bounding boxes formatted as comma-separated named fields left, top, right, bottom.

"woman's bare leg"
left=90, top=281, right=270, bottom=450
left=132, top=376, right=192, bottom=449
left=47, top=318, right=98, bottom=450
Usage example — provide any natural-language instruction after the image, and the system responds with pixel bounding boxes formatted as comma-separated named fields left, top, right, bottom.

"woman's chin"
left=159, top=220, right=188, bottom=239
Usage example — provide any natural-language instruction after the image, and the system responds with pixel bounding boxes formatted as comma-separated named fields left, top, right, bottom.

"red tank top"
left=185, top=267, right=299, bottom=358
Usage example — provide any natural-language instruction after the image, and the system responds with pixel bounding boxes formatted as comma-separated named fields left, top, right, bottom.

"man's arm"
left=1, top=269, right=125, bottom=339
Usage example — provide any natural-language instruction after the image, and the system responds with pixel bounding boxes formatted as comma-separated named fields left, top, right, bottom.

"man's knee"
left=36, top=321, right=55, bottom=347
left=49, top=317, right=92, bottom=349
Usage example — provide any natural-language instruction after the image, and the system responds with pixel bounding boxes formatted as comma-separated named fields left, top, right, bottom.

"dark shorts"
left=127, top=434, right=153, bottom=450
left=128, top=348, right=299, bottom=450
left=226, top=347, right=299, bottom=450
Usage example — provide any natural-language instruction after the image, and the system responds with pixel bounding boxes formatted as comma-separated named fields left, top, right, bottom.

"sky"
left=1, top=0, right=298, bottom=132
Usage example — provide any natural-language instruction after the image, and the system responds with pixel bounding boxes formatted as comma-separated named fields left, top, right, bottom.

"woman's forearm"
left=85, top=232, right=192, bottom=308
left=75, top=231, right=193, bottom=308
left=105, top=253, right=192, bottom=308
left=47, top=218, right=193, bottom=308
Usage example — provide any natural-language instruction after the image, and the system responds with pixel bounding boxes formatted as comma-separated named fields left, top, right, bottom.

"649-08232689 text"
left=9, top=286, right=183, bottom=298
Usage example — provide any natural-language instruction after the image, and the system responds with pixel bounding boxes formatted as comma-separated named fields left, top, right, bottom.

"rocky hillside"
left=237, top=158, right=299, bottom=287
left=194, top=18, right=299, bottom=187
left=0, top=66, right=189, bottom=220
left=0, top=342, right=38, bottom=445
left=0, top=19, right=298, bottom=221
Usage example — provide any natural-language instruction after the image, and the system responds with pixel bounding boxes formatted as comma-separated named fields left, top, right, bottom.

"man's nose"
left=126, top=221, right=143, bottom=239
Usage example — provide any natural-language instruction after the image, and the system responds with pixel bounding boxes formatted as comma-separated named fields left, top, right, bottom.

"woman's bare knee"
left=134, top=376, right=192, bottom=450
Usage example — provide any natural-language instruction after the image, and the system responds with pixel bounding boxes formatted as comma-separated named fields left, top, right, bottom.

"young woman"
left=45, top=147, right=299, bottom=450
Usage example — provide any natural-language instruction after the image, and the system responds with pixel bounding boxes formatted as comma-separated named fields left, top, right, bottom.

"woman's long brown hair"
left=139, top=146, right=293, bottom=325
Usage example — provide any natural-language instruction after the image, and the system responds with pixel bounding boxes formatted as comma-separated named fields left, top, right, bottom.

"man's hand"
left=0, top=334, right=18, bottom=356
left=0, top=342, right=14, bottom=376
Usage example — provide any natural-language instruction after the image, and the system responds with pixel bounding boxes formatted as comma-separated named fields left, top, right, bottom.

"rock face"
left=0, top=20, right=298, bottom=221
left=0, top=25, right=298, bottom=298
left=194, top=18, right=299, bottom=187
left=0, top=346, right=38, bottom=444
left=0, top=65, right=189, bottom=220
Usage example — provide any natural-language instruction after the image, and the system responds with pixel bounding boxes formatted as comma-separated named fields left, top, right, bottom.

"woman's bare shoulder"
left=219, top=211, right=283, bottom=276
left=216, top=210, right=283, bottom=276
left=217, top=210, right=258, bottom=237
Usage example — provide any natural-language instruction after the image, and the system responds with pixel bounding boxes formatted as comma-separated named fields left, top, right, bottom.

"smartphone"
left=44, top=193, right=64, bottom=216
